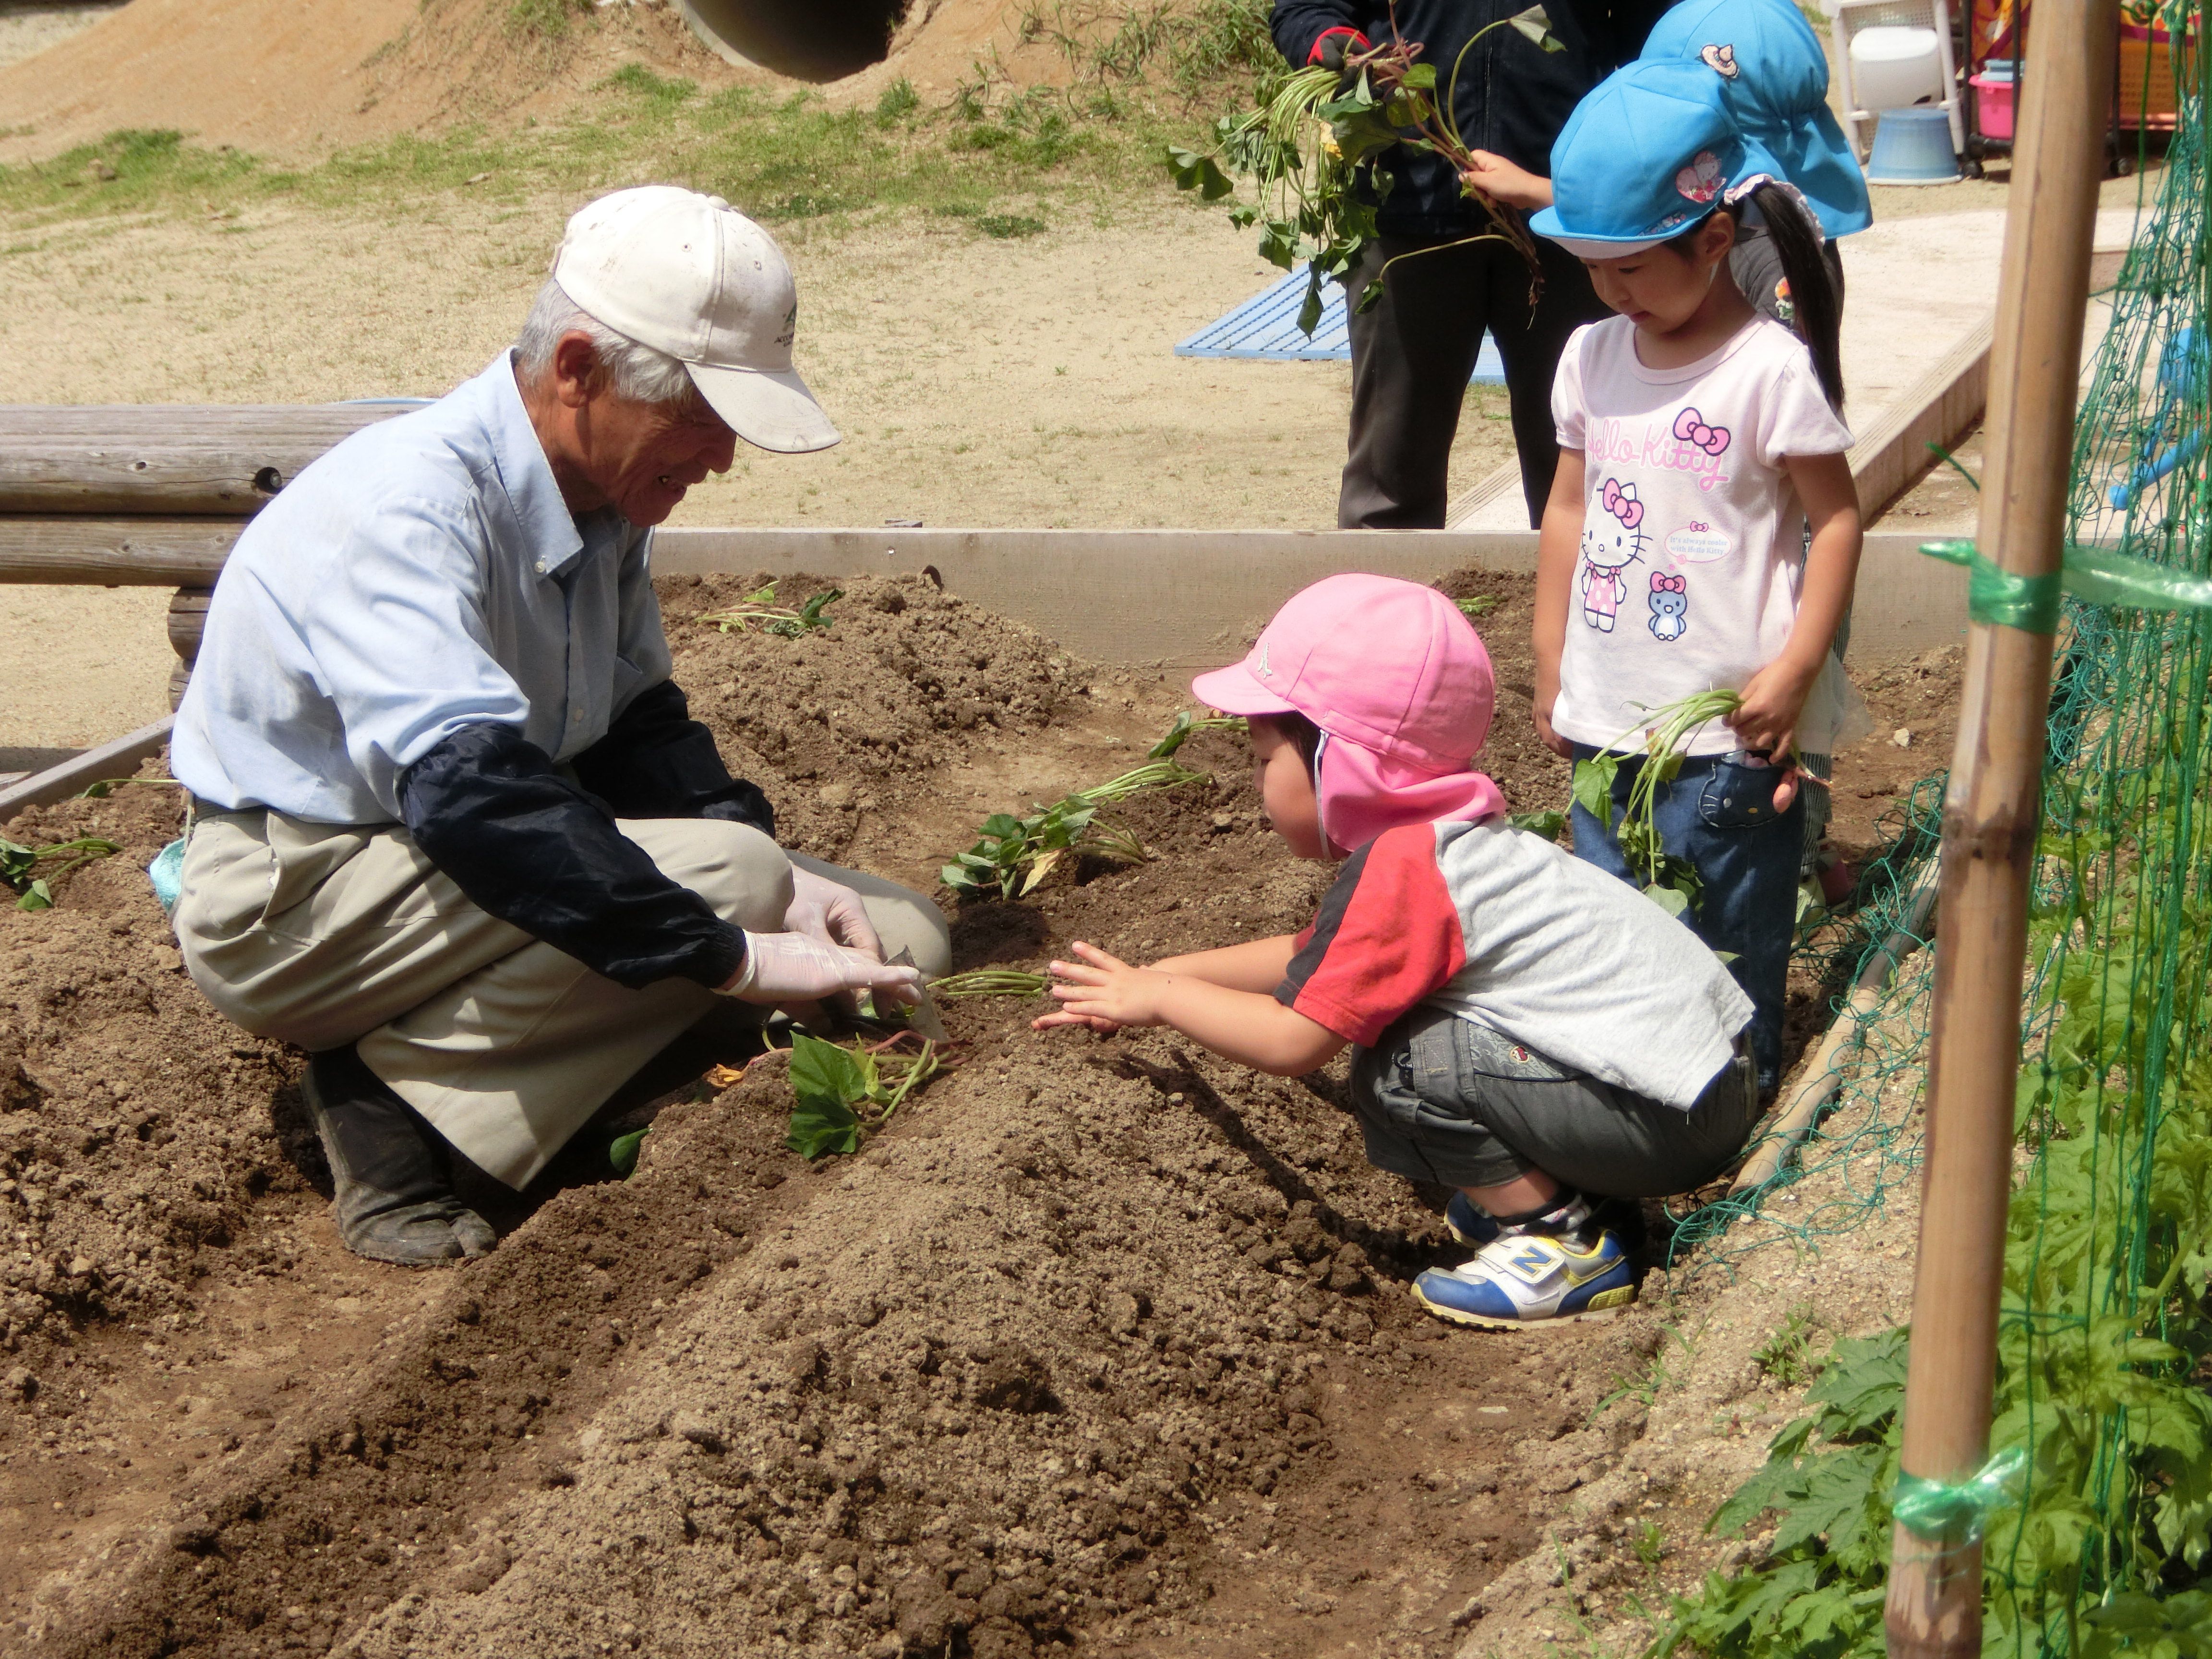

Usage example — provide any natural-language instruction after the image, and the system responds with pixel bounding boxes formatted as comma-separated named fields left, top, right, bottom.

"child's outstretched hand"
left=1461, top=149, right=1553, bottom=210
left=1034, top=942, right=1166, bottom=1035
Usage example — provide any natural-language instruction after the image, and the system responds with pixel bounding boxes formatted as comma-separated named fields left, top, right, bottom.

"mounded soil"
left=0, top=569, right=1955, bottom=1658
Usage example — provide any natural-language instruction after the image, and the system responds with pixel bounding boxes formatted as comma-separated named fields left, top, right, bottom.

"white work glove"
left=720, top=930, right=923, bottom=1007
left=782, top=866, right=885, bottom=959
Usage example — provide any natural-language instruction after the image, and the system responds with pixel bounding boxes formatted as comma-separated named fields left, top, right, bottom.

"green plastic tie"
left=1922, top=538, right=2212, bottom=631
left=1891, top=1444, right=2028, bottom=1544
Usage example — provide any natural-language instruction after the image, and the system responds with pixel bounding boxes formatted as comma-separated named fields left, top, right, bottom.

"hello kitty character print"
left=1648, top=571, right=1689, bottom=641
left=1671, top=406, right=1731, bottom=457
left=1579, top=479, right=1647, bottom=633
left=1676, top=149, right=1724, bottom=204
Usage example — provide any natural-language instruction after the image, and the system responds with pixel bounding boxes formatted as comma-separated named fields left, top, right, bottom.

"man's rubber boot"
left=301, top=1045, right=496, bottom=1266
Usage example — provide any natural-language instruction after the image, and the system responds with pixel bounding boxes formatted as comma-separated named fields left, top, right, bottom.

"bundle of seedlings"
left=942, top=756, right=1208, bottom=900
left=1572, top=688, right=1750, bottom=918
left=696, top=578, right=841, bottom=637
left=1166, top=4, right=1565, bottom=332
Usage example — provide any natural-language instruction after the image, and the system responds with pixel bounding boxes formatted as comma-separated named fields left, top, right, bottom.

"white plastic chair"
left=1829, top=0, right=1968, bottom=158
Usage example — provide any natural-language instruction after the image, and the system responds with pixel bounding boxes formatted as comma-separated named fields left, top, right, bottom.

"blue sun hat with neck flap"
left=1641, top=0, right=1872, bottom=238
left=1530, top=58, right=1788, bottom=259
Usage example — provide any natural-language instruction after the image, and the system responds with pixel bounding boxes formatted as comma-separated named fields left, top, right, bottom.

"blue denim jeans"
left=1568, top=746, right=1803, bottom=1094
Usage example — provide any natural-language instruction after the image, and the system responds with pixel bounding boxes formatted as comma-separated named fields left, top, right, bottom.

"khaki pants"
left=174, top=810, right=951, bottom=1189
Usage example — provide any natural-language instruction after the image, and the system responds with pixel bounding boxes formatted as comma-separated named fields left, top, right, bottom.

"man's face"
left=574, top=385, right=741, bottom=527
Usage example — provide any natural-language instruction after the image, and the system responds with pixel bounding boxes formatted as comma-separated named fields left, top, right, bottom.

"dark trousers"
left=1338, top=233, right=1609, bottom=530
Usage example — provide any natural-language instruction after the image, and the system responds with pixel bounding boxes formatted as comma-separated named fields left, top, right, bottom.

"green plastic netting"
left=1652, top=42, right=2212, bottom=1659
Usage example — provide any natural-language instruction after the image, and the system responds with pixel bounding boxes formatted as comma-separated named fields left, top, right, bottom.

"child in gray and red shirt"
left=1036, top=575, right=1756, bottom=1329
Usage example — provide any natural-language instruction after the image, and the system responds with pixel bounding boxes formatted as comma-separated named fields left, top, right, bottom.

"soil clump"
left=0, top=568, right=1955, bottom=1657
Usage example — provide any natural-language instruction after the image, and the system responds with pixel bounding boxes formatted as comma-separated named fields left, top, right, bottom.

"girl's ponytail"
left=1743, top=181, right=1845, bottom=412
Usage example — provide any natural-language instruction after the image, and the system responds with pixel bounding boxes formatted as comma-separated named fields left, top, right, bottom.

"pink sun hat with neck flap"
left=1191, top=574, right=1496, bottom=770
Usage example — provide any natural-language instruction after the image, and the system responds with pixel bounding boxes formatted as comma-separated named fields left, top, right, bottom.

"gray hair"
left=514, top=277, right=696, bottom=406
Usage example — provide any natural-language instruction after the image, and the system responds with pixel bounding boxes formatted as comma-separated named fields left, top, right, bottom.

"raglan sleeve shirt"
left=1274, top=827, right=1466, bottom=1047
left=1752, top=343, right=1854, bottom=467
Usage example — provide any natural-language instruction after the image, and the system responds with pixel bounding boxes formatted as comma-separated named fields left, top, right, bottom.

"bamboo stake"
left=1883, top=6, right=2118, bottom=1656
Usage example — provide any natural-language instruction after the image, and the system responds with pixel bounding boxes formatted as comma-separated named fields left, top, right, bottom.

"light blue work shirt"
left=171, top=354, right=671, bottom=826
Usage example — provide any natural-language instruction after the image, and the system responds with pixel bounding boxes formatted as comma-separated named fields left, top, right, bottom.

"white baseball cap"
left=552, top=186, right=840, bottom=454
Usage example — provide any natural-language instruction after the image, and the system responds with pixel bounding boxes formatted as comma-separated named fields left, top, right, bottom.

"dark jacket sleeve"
left=568, top=679, right=775, bottom=836
left=397, top=722, right=748, bottom=991
left=1271, top=0, right=1370, bottom=68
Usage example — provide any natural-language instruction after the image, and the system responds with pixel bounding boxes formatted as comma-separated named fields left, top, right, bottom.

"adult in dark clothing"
left=1270, top=0, right=1671, bottom=528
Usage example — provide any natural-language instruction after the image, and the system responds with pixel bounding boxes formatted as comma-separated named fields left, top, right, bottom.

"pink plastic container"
left=1971, top=72, right=2016, bottom=141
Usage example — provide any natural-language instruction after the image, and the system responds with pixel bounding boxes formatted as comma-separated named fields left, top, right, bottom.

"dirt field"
left=0, top=566, right=1958, bottom=1659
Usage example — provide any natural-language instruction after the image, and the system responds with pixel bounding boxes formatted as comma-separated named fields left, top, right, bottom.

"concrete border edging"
left=650, top=527, right=1967, bottom=667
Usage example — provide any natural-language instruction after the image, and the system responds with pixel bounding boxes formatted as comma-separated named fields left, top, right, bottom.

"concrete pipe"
left=675, top=0, right=909, bottom=81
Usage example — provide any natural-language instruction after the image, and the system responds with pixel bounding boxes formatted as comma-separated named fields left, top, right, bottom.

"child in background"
left=1035, top=576, right=1757, bottom=1329
left=1526, top=59, right=1863, bottom=1094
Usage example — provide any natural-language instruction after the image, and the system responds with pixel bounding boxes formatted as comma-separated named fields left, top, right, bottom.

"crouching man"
left=170, top=187, right=950, bottom=1265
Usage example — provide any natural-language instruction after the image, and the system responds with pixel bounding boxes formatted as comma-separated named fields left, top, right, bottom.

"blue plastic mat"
left=1176, top=265, right=1505, bottom=382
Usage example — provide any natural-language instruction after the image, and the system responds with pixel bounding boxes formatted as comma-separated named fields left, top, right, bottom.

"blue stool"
left=1865, top=108, right=1960, bottom=185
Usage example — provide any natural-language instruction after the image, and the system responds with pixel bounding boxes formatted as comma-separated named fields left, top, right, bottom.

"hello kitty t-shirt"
left=1551, top=314, right=1854, bottom=756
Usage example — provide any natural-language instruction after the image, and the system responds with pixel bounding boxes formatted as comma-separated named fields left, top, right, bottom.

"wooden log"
left=1882, top=5, right=2117, bottom=1655
left=0, top=404, right=413, bottom=515
left=168, top=587, right=214, bottom=711
left=0, top=517, right=240, bottom=585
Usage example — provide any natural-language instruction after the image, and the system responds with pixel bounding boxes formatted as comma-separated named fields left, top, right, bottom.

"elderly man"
left=170, top=187, right=949, bottom=1266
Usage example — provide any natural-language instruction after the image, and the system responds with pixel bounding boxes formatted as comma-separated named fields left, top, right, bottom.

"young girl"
left=1525, top=59, right=1864, bottom=1095
left=1034, top=575, right=1758, bottom=1329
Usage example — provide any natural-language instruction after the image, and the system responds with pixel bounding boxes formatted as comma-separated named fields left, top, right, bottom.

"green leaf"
left=1401, top=62, right=1437, bottom=89
left=1149, top=710, right=1195, bottom=759
left=1355, top=276, right=1385, bottom=314
left=609, top=1127, right=648, bottom=1177
left=1509, top=809, right=1566, bottom=842
left=786, top=1094, right=860, bottom=1160
left=79, top=781, right=112, bottom=799
left=17, top=879, right=52, bottom=911
left=1456, top=594, right=1499, bottom=618
left=1572, top=753, right=1618, bottom=823
left=980, top=813, right=1025, bottom=840
left=1643, top=882, right=1690, bottom=918
left=1296, top=274, right=1325, bottom=337
left=790, top=1031, right=868, bottom=1110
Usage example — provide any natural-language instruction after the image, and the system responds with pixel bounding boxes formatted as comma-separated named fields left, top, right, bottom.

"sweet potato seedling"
left=698, top=579, right=842, bottom=637
left=1166, top=5, right=1564, bottom=333
left=786, top=1031, right=947, bottom=1160
left=1148, top=710, right=1246, bottom=759
left=1, top=834, right=120, bottom=911
left=1572, top=688, right=1748, bottom=918
left=942, top=749, right=1208, bottom=901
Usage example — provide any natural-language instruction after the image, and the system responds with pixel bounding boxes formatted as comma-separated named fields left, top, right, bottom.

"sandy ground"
left=0, top=190, right=1516, bottom=749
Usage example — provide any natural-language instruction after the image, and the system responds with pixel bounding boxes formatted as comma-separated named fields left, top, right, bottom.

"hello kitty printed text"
left=1583, top=411, right=1733, bottom=491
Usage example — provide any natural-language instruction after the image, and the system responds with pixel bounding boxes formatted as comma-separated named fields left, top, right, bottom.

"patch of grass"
left=874, top=77, right=920, bottom=126
left=602, top=63, right=697, bottom=109
left=0, top=1, right=1280, bottom=238
left=1751, top=1303, right=1822, bottom=1386
left=506, top=0, right=587, bottom=38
